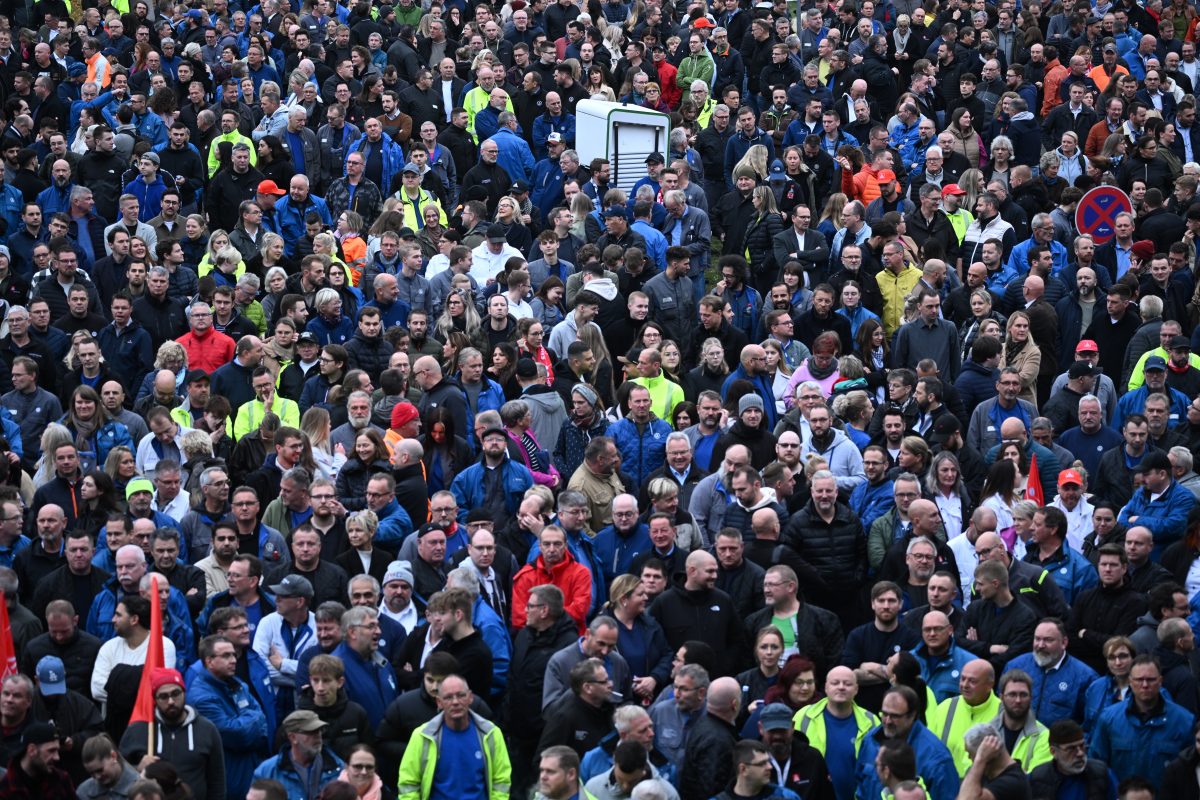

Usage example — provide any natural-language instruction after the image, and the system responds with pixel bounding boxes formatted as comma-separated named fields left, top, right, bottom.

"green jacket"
left=398, top=711, right=512, bottom=800
left=795, top=698, right=878, bottom=757
left=233, top=396, right=300, bottom=441
left=676, top=54, right=715, bottom=90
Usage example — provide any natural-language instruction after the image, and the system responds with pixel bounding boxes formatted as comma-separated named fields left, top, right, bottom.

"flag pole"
left=145, top=574, right=160, bottom=758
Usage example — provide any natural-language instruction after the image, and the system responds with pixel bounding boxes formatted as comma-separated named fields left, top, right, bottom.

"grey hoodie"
left=521, top=384, right=569, bottom=452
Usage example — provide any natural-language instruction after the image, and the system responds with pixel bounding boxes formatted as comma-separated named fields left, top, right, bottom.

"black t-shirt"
left=985, top=762, right=1033, bottom=800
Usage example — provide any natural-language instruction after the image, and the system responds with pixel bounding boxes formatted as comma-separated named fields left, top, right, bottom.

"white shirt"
left=92, top=634, right=178, bottom=707
left=946, top=533, right=978, bottom=603
left=380, top=600, right=420, bottom=635
left=469, top=241, right=522, bottom=284
left=154, top=489, right=191, bottom=523
left=136, top=425, right=197, bottom=475
left=1050, top=496, right=1095, bottom=553
left=252, top=610, right=317, bottom=688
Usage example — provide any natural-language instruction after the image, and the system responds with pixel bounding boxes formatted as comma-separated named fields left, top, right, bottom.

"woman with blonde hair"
left=735, top=144, right=771, bottom=183
left=301, top=406, right=347, bottom=479
left=957, top=168, right=986, bottom=214
left=247, top=231, right=290, bottom=279
left=684, top=337, right=730, bottom=400
left=817, top=192, right=848, bottom=247
left=761, top=339, right=793, bottom=414
left=569, top=193, right=595, bottom=241
left=198, top=228, right=234, bottom=277
left=335, top=510, right=395, bottom=583
left=603, top=573, right=673, bottom=699
left=434, top=290, right=486, bottom=352
left=999, top=310, right=1040, bottom=406
left=744, top=186, right=785, bottom=293
left=493, top=195, right=532, bottom=253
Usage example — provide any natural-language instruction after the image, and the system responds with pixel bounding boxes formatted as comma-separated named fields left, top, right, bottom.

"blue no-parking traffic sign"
left=1075, top=185, right=1133, bottom=244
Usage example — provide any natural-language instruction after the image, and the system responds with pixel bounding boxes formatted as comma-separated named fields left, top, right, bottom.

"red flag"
left=129, top=574, right=166, bottom=725
left=1026, top=452, right=1045, bottom=506
left=0, top=590, right=16, bottom=680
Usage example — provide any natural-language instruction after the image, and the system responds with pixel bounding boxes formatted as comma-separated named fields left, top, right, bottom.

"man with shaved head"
left=650, top=551, right=745, bottom=676
left=13, top=503, right=67, bottom=605
left=927, top=659, right=998, bottom=776
left=795, top=667, right=876, bottom=800
left=680, top=675, right=742, bottom=800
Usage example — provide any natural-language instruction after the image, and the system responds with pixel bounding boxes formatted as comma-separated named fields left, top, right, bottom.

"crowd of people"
left=3, top=0, right=1200, bottom=799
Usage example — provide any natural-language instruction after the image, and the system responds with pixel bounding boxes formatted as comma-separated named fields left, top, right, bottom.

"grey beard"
left=349, top=414, right=371, bottom=429
left=1033, top=650, right=1057, bottom=668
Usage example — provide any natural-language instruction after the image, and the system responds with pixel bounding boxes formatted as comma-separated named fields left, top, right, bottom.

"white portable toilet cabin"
left=574, top=99, right=672, bottom=193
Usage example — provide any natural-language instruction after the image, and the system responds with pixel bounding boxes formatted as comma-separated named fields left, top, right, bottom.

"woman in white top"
left=926, top=451, right=970, bottom=542
left=979, top=459, right=1022, bottom=551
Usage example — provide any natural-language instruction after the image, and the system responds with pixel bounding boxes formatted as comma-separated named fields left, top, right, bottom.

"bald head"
left=707, top=676, right=742, bottom=721
left=1024, top=274, right=1044, bottom=298
left=923, top=610, right=949, bottom=629
left=959, top=659, right=995, bottom=704
left=974, top=532, right=1005, bottom=562
left=999, top=417, right=1025, bottom=441
left=742, top=344, right=765, bottom=368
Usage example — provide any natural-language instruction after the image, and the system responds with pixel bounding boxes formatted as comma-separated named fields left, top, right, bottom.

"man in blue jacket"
left=1114, top=356, right=1191, bottom=431
left=253, top=710, right=345, bottom=800
left=1023, top=506, right=1097, bottom=606
left=188, top=633, right=271, bottom=800
left=910, top=610, right=976, bottom=703
left=330, top=605, right=399, bottom=730
left=855, top=685, right=960, bottom=800
left=1007, top=619, right=1099, bottom=725
left=275, top=175, right=332, bottom=259
left=86, top=543, right=191, bottom=643
left=1118, top=450, right=1197, bottom=559
left=485, top=111, right=535, bottom=184
left=1090, top=655, right=1194, bottom=789
left=450, top=426, right=534, bottom=525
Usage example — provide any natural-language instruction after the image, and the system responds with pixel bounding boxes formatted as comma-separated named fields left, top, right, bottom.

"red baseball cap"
left=1076, top=339, right=1099, bottom=353
left=257, top=179, right=286, bottom=196
left=941, top=184, right=966, bottom=197
left=1058, top=469, right=1083, bottom=487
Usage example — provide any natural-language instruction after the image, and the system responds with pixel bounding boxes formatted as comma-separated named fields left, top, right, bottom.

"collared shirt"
left=1115, top=241, right=1133, bottom=277
left=154, top=489, right=191, bottom=522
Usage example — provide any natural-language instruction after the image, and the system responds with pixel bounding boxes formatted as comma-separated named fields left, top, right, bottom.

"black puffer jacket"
left=680, top=711, right=739, bottom=800
left=743, top=211, right=785, bottom=286
left=344, top=331, right=395, bottom=384
left=782, top=500, right=867, bottom=590
left=649, top=584, right=747, bottom=676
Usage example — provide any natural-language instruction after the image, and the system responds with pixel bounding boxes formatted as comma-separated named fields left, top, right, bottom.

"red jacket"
left=511, top=550, right=593, bottom=633
left=176, top=327, right=236, bottom=373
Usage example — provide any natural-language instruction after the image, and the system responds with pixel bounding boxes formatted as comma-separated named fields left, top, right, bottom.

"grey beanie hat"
left=738, top=394, right=765, bottom=414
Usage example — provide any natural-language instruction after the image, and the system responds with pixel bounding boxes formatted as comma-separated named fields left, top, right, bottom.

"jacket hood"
left=739, top=487, right=780, bottom=512
left=523, top=386, right=563, bottom=409
left=1011, top=111, right=1035, bottom=121
left=587, top=277, right=619, bottom=301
